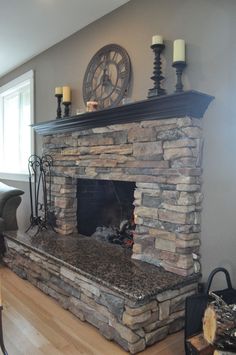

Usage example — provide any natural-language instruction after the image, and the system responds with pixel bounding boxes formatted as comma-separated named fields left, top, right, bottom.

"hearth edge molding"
left=32, top=90, right=214, bottom=135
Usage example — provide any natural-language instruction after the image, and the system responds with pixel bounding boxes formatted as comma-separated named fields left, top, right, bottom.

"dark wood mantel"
left=32, top=90, right=214, bottom=135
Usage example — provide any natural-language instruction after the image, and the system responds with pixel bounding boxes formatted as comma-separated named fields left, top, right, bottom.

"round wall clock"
left=83, top=44, right=131, bottom=109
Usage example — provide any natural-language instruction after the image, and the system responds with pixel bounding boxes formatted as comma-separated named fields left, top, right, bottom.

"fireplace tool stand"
left=26, top=154, right=56, bottom=235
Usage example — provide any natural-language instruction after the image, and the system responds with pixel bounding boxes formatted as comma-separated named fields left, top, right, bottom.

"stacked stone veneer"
left=5, top=238, right=198, bottom=354
left=43, top=116, right=203, bottom=276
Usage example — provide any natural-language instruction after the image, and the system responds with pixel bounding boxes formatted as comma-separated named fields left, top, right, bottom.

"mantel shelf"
left=32, top=90, right=214, bottom=135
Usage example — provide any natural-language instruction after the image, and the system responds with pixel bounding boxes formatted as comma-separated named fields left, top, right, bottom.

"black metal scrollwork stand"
left=26, top=154, right=56, bottom=235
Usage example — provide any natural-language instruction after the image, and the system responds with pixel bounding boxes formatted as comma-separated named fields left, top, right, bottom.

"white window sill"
left=0, top=172, right=29, bottom=182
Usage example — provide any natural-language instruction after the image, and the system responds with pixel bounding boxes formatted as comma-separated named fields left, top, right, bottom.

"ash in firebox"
left=91, top=219, right=134, bottom=249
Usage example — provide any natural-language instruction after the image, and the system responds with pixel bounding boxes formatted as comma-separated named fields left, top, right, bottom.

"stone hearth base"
left=3, top=231, right=199, bottom=354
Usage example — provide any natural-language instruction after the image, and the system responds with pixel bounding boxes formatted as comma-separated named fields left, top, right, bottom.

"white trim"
left=0, top=70, right=34, bottom=94
left=29, top=71, right=35, bottom=157
left=0, top=172, right=29, bottom=182
left=0, top=70, right=34, bottom=177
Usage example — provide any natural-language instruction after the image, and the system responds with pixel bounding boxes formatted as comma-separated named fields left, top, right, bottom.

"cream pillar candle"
left=55, top=87, right=62, bottom=95
left=62, top=86, right=71, bottom=102
left=152, top=35, right=163, bottom=45
left=173, top=39, right=186, bottom=62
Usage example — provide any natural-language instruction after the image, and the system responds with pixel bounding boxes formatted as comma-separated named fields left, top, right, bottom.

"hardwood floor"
left=0, top=267, right=185, bottom=355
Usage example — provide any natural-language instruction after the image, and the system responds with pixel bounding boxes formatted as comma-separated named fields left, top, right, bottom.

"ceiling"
left=0, top=0, right=129, bottom=78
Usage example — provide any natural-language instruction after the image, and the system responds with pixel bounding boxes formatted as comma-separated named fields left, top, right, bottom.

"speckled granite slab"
left=5, top=230, right=199, bottom=302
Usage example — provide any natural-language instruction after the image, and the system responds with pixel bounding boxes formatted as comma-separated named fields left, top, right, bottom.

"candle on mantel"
left=173, top=39, right=186, bottom=63
left=62, top=86, right=71, bottom=102
left=152, top=35, right=163, bottom=45
left=55, top=86, right=63, bottom=95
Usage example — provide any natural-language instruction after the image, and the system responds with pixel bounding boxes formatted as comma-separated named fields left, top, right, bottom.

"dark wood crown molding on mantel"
left=32, top=90, right=214, bottom=135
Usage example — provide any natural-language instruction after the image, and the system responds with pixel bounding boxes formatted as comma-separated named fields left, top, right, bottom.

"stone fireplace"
left=38, top=91, right=213, bottom=277
left=4, top=91, right=213, bottom=354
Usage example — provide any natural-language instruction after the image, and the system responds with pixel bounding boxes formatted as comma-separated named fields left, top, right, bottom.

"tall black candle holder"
left=148, top=43, right=166, bottom=98
left=55, top=93, right=62, bottom=119
left=172, top=61, right=186, bottom=93
left=63, top=101, right=71, bottom=117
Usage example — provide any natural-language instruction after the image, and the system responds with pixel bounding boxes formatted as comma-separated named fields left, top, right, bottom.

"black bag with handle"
left=184, top=267, right=236, bottom=354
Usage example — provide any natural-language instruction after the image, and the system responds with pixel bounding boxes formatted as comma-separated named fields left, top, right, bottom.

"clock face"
left=83, top=44, right=131, bottom=109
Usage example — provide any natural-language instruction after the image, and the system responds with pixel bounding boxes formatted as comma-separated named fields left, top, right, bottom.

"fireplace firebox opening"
left=77, top=179, right=135, bottom=247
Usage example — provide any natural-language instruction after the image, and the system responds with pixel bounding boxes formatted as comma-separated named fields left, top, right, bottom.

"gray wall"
left=1, top=0, right=236, bottom=287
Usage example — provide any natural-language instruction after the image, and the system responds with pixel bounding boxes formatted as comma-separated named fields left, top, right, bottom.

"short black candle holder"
left=63, top=101, right=71, bottom=117
left=55, top=94, right=62, bottom=119
left=148, top=43, right=166, bottom=98
left=172, top=61, right=186, bottom=93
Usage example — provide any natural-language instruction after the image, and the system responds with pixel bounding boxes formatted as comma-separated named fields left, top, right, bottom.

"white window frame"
left=0, top=70, right=34, bottom=181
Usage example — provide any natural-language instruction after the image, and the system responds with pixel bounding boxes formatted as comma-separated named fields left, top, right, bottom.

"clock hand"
left=101, top=82, right=105, bottom=97
left=93, top=81, right=102, bottom=92
left=102, top=68, right=108, bottom=81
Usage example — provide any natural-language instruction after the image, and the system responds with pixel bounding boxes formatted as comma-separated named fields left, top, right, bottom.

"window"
left=0, top=70, right=34, bottom=180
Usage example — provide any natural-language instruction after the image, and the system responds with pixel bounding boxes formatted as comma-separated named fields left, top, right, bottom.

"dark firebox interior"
left=77, top=179, right=135, bottom=236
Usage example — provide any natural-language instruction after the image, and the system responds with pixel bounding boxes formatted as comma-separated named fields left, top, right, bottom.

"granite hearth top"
left=5, top=230, right=199, bottom=302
